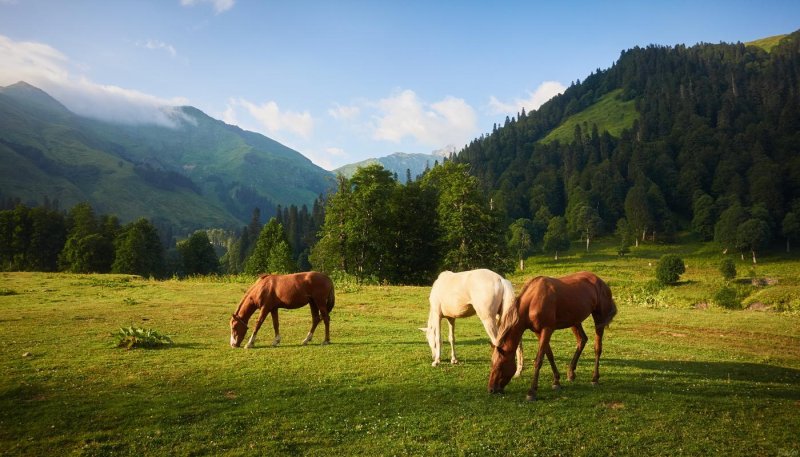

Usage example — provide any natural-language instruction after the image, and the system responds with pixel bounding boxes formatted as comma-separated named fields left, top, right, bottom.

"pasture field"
left=1, top=240, right=799, bottom=456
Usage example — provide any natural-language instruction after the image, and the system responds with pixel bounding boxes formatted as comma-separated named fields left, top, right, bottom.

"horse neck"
left=499, top=317, right=525, bottom=354
left=235, top=296, right=259, bottom=323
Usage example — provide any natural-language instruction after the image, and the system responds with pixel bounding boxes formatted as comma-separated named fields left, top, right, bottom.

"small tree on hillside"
left=508, top=218, right=535, bottom=271
left=543, top=216, right=570, bottom=261
left=656, top=254, right=685, bottom=285
left=719, top=258, right=736, bottom=282
left=735, top=218, right=771, bottom=264
left=615, top=217, right=632, bottom=256
left=782, top=210, right=800, bottom=253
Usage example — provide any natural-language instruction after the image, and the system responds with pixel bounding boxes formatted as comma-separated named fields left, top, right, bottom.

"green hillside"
left=0, top=82, right=334, bottom=233
left=746, top=33, right=788, bottom=52
left=456, top=29, right=800, bottom=249
left=541, top=89, right=637, bottom=144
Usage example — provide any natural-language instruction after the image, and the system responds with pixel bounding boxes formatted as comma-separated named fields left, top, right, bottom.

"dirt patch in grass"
left=605, top=401, right=625, bottom=410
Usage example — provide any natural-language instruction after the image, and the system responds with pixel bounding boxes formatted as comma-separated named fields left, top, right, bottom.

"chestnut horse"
left=421, top=269, right=523, bottom=376
left=229, top=272, right=335, bottom=348
left=488, top=271, right=617, bottom=401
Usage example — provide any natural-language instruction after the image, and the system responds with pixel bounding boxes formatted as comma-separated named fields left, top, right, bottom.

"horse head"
left=487, top=342, right=516, bottom=394
left=230, top=314, right=248, bottom=348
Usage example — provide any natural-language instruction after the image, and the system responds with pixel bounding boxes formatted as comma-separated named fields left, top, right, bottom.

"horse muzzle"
left=488, top=386, right=505, bottom=395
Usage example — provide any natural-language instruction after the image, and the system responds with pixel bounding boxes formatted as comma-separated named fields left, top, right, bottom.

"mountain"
left=0, top=82, right=334, bottom=233
left=454, top=30, right=800, bottom=245
left=334, top=146, right=454, bottom=180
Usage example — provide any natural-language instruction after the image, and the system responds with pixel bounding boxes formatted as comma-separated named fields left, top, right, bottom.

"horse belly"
left=440, top=300, right=476, bottom=318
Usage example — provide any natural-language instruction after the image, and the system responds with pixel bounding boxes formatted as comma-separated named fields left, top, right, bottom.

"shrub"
left=719, top=258, right=736, bottom=281
left=655, top=254, right=686, bottom=285
left=714, top=286, right=741, bottom=309
left=112, top=326, right=173, bottom=349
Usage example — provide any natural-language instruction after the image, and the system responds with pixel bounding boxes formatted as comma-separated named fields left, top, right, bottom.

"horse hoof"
left=552, top=384, right=561, bottom=391
left=432, top=361, right=440, bottom=367
left=451, top=359, right=459, bottom=365
left=525, top=394, right=537, bottom=402
left=321, top=340, right=330, bottom=346
left=591, top=381, right=599, bottom=387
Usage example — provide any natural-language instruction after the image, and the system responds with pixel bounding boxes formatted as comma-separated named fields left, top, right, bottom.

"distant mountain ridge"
left=0, top=82, right=334, bottom=233
left=334, top=146, right=454, bottom=180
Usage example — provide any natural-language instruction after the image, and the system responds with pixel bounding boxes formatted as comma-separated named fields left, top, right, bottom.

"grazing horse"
left=488, top=271, right=617, bottom=401
left=420, top=269, right=523, bottom=376
left=229, top=271, right=335, bottom=348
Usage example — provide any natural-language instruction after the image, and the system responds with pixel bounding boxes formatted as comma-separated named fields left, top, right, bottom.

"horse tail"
left=595, top=278, right=617, bottom=329
left=327, top=282, right=336, bottom=312
left=497, top=278, right=519, bottom=343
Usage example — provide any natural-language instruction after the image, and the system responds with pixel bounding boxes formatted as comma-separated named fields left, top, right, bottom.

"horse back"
left=522, top=273, right=597, bottom=331
left=258, top=272, right=334, bottom=310
left=430, top=269, right=503, bottom=319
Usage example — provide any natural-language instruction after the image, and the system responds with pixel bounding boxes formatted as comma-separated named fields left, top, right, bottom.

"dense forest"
left=2, top=33, right=799, bottom=282
left=456, top=31, right=800, bottom=256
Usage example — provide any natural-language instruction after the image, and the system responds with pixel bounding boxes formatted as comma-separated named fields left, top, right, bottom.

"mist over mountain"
left=0, top=81, right=334, bottom=233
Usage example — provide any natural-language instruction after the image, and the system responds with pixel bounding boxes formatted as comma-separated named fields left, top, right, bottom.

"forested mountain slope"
left=456, top=30, right=800, bottom=248
left=0, top=82, right=334, bottom=233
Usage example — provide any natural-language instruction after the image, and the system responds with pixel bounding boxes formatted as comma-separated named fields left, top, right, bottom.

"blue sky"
left=1, top=1, right=798, bottom=170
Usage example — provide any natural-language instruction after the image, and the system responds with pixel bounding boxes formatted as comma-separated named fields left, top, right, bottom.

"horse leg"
left=270, top=309, right=281, bottom=347
left=320, top=306, right=331, bottom=345
left=527, top=328, right=553, bottom=402
left=592, top=326, right=605, bottom=385
left=302, top=303, right=321, bottom=345
left=245, top=307, right=269, bottom=349
left=446, top=317, right=458, bottom=364
left=568, top=324, right=588, bottom=382
left=514, top=339, right=524, bottom=378
left=546, top=345, right=561, bottom=390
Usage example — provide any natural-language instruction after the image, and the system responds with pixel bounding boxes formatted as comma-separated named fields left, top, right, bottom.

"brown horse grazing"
left=488, top=271, right=617, bottom=401
left=229, top=272, right=335, bottom=348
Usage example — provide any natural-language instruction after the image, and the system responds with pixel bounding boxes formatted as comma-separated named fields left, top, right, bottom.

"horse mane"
left=497, top=277, right=532, bottom=345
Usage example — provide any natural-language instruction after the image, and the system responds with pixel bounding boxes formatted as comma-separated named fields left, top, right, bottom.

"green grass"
left=541, top=89, right=638, bottom=144
left=746, top=34, right=788, bottom=53
left=1, top=239, right=799, bottom=456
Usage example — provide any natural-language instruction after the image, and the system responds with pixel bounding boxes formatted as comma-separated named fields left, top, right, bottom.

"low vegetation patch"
left=111, top=326, right=174, bottom=349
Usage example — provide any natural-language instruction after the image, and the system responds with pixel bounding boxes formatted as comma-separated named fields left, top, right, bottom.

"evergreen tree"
left=245, top=218, right=295, bottom=275
left=112, top=218, right=165, bottom=278
left=177, top=231, right=220, bottom=276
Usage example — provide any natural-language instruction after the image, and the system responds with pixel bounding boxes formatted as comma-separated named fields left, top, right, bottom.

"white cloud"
left=328, top=103, right=360, bottom=120
left=488, top=81, right=566, bottom=115
left=140, top=39, right=177, bottom=58
left=180, top=0, right=235, bottom=14
left=372, top=89, right=477, bottom=148
left=0, top=34, right=191, bottom=127
left=226, top=98, right=314, bottom=138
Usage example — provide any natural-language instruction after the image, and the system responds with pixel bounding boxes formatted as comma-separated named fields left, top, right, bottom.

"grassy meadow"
left=1, top=238, right=799, bottom=456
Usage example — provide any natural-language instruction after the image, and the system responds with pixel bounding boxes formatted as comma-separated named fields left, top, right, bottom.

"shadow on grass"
left=602, top=357, right=800, bottom=388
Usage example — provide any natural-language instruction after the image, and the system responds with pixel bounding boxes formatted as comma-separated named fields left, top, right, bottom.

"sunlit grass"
left=1, top=239, right=798, bottom=455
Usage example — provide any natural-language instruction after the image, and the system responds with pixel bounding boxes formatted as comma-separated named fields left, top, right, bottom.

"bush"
left=655, top=254, right=686, bottom=285
left=112, top=326, right=173, bottom=349
left=714, top=286, right=741, bottom=309
left=719, top=258, right=736, bottom=281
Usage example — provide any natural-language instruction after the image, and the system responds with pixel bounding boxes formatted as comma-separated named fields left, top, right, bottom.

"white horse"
left=420, top=269, right=523, bottom=376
